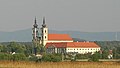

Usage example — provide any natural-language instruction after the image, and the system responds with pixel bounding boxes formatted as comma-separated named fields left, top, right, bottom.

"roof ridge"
left=50, top=33, right=69, bottom=35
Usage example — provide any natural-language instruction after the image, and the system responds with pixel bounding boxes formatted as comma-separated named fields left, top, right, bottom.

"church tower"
left=41, top=17, right=48, bottom=46
left=32, top=17, right=39, bottom=42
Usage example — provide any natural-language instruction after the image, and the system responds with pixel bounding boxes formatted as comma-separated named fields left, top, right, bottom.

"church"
left=32, top=17, right=100, bottom=54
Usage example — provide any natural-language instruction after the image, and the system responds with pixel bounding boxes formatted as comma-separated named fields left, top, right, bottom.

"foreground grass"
left=0, top=61, right=120, bottom=68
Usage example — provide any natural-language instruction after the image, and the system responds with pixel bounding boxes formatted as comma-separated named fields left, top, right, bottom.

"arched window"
left=45, top=36, right=46, bottom=39
left=45, top=30, right=46, bottom=33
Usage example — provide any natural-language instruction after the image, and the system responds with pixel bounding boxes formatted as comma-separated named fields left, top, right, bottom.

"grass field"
left=0, top=61, right=120, bottom=68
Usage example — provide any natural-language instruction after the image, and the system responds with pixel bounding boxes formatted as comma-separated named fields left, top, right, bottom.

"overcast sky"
left=0, top=0, right=120, bottom=32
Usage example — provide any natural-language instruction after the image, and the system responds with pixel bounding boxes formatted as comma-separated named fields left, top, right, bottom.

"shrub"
left=76, top=53, right=91, bottom=59
left=88, top=52, right=100, bottom=62
left=12, top=53, right=28, bottom=61
left=42, top=54, right=61, bottom=62
left=29, top=55, right=38, bottom=61
left=0, top=53, right=12, bottom=60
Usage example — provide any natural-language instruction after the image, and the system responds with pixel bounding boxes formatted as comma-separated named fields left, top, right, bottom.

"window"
left=45, top=36, right=46, bottom=39
left=36, top=31, right=38, bottom=33
left=45, top=30, right=46, bottom=33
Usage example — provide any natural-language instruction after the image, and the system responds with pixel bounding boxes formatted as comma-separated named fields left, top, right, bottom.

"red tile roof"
left=67, top=42, right=100, bottom=48
left=48, top=34, right=73, bottom=41
left=45, top=42, right=100, bottom=48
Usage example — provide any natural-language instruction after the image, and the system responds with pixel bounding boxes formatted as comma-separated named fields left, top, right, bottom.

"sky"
left=0, top=0, right=120, bottom=32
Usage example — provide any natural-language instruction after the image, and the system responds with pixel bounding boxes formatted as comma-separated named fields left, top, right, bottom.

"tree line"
left=0, top=41, right=120, bottom=62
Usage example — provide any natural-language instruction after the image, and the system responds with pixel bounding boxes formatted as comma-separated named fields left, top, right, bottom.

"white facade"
left=41, top=27, right=48, bottom=46
left=66, top=47, right=100, bottom=54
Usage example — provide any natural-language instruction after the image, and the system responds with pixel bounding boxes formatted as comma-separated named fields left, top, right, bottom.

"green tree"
left=2, top=45, right=9, bottom=53
left=102, top=50, right=109, bottom=59
left=89, top=52, right=100, bottom=62
left=115, top=47, right=120, bottom=59
left=0, top=44, right=3, bottom=52
left=8, top=41, right=26, bottom=53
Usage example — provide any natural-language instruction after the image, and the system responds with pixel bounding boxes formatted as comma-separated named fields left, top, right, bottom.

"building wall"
left=66, top=47, right=100, bottom=54
left=46, top=46, right=100, bottom=54
left=56, top=48, right=66, bottom=53
left=46, top=45, right=55, bottom=54
left=41, top=27, right=48, bottom=46
left=32, top=28, right=39, bottom=41
left=46, top=47, right=66, bottom=54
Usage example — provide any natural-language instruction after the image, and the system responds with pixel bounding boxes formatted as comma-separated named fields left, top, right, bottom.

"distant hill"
left=0, top=28, right=119, bottom=42
left=49, top=30, right=120, bottom=41
left=0, top=29, right=32, bottom=42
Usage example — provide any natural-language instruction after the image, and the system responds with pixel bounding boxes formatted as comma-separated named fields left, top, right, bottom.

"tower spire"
left=33, top=17, right=38, bottom=28
left=43, top=17, right=45, bottom=24
left=42, top=17, right=46, bottom=27
left=35, top=17, right=37, bottom=24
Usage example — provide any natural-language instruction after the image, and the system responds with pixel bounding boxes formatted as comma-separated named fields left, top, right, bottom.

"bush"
left=76, top=53, right=91, bottom=59
left=29, top=55, right=38, bottom=61
left=88, top=52, right=100, bottom=62
left=42, top=54, right=61, bottom=62
left=0, top=53, right=12, bottom=60
left=51, top=55, right=61, bottom=62
left=12, top=53, right=28, bottom=61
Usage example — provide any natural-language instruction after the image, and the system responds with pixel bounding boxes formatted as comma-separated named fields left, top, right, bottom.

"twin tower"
left=32, top=17, right=48, bottom=46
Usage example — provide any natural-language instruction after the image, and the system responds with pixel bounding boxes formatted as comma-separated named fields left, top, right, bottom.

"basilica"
left=32, top=17, right=100, bottom=54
